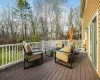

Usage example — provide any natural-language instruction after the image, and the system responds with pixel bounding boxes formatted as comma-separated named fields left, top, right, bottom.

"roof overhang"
left=80, top=0, right=86, bottom=18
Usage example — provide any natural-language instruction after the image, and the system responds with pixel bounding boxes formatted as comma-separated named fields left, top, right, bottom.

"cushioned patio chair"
left=23, top=43, right=43, bottom=69
left=55, top=43, right=75, bottom=69
left=74, top=41, right=86, bottom=55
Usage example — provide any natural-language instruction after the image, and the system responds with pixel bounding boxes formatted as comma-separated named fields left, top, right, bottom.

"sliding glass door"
left=89, top=17, right=97, bottom=69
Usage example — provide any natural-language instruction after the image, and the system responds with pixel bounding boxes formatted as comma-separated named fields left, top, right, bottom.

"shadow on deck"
left=0, top=53, right=100, bottom=80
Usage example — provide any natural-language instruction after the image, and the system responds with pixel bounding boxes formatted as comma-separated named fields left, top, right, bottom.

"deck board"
left=51, top=64, right=63, bottom=80
left=76, top=54, right=81, bottom=80
left=0, top=53, right=100, bottom=80
left=80, top=54, right=86, bottom=80
left=83, top=55, right=91, bottom=80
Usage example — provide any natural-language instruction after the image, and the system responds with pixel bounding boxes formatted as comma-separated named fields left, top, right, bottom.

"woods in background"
left=0, top=0, right=68, bottom=44
left=0, top=0, right=81, bottom=44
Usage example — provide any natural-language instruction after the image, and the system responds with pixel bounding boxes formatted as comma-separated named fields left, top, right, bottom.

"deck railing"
left=0, top=43, right=23, bottom=69
left=0, top=42, right=42, bottom=69
left=0, top=40, right=69, bottom=69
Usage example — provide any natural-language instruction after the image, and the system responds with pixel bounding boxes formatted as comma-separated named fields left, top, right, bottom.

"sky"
left=68, top=0, right=80, bottom=8
left=0, top=0, right=80, bottom=9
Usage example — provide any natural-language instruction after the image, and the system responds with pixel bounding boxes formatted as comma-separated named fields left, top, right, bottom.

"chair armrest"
left=25, top=52, right=33, bottom=55
left=24, top=52, right=32, bottom=62
left=55, top=50, right=71, bottom=55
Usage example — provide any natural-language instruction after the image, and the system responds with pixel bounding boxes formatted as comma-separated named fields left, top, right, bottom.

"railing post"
left=68, top=40, right=69, bottom=44
left=42, top=40, right=44, bottom=52
left=23, top=41, right=26, bottom=57
left=23, top=41, right=26, bottom=44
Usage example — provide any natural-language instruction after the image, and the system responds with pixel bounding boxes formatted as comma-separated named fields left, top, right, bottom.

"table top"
left=74, top=48, right=86, bottom=53
left=45, top=47, right=56, bottom=51
left=32, top=49, right=42, bottom=53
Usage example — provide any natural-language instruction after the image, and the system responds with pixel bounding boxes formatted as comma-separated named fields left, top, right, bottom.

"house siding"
left=82, top=0, right=100, bottom=77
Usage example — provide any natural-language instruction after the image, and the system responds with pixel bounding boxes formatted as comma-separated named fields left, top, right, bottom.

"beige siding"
left=98, top=10, right=100, bottom=76
left=82, top=0, right=100, bottom=77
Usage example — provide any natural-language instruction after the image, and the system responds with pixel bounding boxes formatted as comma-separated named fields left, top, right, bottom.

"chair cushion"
left=24, top=43, right=32, bottom=53
left=57, top=40, right=63, bottom=48
left=56, top=51, right=69, bottom=62
left=28, top=52, right=42, bottom=62
left=57, top=44, right=63, bottom=48
left=60, top=45, right=71, bottom=53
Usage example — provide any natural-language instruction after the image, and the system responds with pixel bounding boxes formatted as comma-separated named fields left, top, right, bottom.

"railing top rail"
left=28, top=42, right=41, bottom=44
left=0, top=42, right=42, bottom=47
left=0, top=40, right=82, bottom=47
left=0, top=43, right=23, bottom=47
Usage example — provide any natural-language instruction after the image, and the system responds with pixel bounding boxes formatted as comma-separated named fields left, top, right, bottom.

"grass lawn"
left=0, top=49, right=23, bottom=66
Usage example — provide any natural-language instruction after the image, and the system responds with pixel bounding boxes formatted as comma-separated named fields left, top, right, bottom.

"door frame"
left=88, top=11, right=98, bottom=73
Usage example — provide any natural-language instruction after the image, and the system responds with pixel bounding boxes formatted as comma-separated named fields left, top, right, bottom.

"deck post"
left=42, top=40, right=44, bottom=56
left=23, top=41, right=26, bottom=57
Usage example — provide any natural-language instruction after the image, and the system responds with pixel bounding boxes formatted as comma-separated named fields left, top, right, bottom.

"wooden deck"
left=0, top=53, right=100, bottom=80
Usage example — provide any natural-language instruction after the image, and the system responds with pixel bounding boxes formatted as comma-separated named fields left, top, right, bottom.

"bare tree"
left=73, top=6, right=81, bottom=39
left=33, top=0, right=67, bottom=40
left=67, top=7, right=73, bottom=26
left=0, top=0, right=68, bottom=44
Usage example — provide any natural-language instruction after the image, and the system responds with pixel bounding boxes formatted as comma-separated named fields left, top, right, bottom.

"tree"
left=73, top=6, right=81, bottom=39
left=0, top=0, right=68, bottom=44
left=43, top=0, right=67, bottom=39
left=67, top=6, right=82, bottom=40
left=67, top=7, right=73, bottom=26
left=16, top=0, right=31, bottom=40
left=18, top=0, right=26, bottom=9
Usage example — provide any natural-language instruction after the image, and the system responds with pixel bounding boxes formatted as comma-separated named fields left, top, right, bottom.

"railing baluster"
left=19, top=45, right=20, bottom=59
left=17, top=45, right=18, bottom=60
left=18, top=45, right=19, bottom=60
left=2, top=47, right=4, bottom=66
left=18, top=45, right=19, bottom=59
left=15, top=45, right=16, bottom=61
left=6, top=46, right=7, bottom=64
left=22, top=45, right=24, bottom=58
left=12, top=46, right=13, bottom=62
left=9, top=46, right=10, bottom=63
left=19, top=46, right=22, bottom=58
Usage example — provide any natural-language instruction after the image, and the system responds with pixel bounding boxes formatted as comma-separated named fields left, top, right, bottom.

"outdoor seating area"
left=23, top=40, right=86, bottom=69
left=0, top=40, right=100, bottom=80
left=1, top=0, right=100, bottom=79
